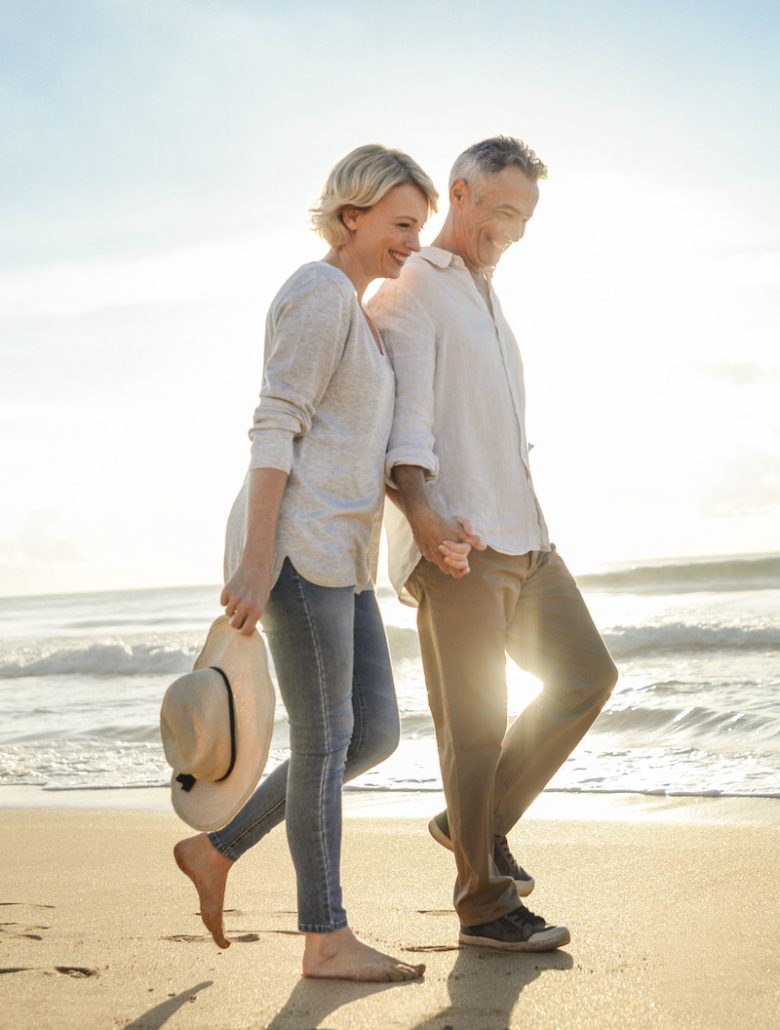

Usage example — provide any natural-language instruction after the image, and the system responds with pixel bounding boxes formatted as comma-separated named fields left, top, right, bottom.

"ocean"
left=1, top=553, right=779, bottom=804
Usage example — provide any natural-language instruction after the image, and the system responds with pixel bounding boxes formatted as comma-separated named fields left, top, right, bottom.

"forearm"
left=240, top=467, right=289, bottom=566
left=221, top=467, right=288, bottom=634
left=390, top=465, right=482, bottom=576
left=390, top=465, right=434, bottom=520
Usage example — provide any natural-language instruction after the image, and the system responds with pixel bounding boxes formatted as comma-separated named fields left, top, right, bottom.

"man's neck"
left=430, top=225, right=491, bottom=280
left=430, top=225, right=462, bottom=262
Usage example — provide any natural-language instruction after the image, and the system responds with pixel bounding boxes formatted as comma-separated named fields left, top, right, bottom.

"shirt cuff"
left=385, top=447, right=439, bottom=487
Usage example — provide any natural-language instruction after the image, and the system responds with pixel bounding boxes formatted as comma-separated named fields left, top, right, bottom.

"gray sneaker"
left=460, top=904, right=570, bottom=952
left=428, top=811, right=535, bottom=897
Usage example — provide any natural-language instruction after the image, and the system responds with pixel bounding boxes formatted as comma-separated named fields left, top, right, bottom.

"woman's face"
left=346, top=183, right=429, bottom=280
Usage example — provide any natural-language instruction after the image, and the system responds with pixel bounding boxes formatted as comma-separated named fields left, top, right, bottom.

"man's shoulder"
left=370, top=249, right=454, bottom=309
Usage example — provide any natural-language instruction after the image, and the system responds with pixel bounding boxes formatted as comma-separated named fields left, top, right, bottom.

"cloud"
left=0, top=227, right=306, bottom=318
left=0, top=517, right=83, bottom=568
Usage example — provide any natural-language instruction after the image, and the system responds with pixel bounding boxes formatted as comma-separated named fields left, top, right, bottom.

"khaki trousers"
left=407, top=547, right=618, bottom=926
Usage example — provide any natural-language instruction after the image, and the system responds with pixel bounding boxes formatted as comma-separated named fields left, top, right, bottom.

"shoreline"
left=2, top=782, right=779, bottom=825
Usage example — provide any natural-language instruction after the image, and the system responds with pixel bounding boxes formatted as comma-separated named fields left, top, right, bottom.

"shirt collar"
left=418, top=246, right=467, bottom=271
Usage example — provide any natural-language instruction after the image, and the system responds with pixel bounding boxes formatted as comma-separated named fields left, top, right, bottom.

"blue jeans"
left=208, top=558, right=400, bottom=933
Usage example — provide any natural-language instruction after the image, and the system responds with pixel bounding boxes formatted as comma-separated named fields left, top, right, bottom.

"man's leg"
left=408, top=550, right=523, bottom=927
left=494, top=549, right=618, bottom=836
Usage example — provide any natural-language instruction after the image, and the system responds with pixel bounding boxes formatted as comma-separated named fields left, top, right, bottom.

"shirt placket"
left=486, top=281, right=549, bottom=546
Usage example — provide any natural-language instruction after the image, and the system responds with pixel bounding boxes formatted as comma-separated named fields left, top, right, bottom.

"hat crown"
left=160, top=616, right=275, bottom=832
left=161, top=667, right=232, bottom=782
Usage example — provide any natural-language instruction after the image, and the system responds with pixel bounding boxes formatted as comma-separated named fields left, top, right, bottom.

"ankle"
left=304, top=926, right=353, bottom=959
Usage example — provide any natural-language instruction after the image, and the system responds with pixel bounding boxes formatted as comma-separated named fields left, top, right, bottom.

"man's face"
left=451, top=165, right=539, bottom=273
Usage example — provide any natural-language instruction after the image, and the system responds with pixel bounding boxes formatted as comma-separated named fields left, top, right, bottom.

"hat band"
left=175, top=666, right=237, bottom=793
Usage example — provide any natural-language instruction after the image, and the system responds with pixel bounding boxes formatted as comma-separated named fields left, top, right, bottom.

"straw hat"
left=160, top=615, right=275, bottom=832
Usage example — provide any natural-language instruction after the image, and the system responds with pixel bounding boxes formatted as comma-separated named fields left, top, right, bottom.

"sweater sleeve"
left=248, top=274, right=352, bottom=473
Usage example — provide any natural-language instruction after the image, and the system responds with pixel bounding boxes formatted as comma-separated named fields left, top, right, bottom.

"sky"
left=1, top=0, right=778, bottom=597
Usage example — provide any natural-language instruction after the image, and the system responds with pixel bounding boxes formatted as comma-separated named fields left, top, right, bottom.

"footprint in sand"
left=0, top=966, right=98, bottom=978
left=404, top=945, right=460, bottom=953
left=0, top=914, right=51, bottom=942
left=0, top=927, right=46, bottom=941
left=163, top=933, right=261, bottom=944
left=0, top=903, right=54, bottom=910
left=164, top=930, right=300, bottom=944
left=55, top=966, right=99, bottom=978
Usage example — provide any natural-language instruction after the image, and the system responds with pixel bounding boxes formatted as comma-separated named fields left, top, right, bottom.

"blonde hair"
left=311, top=144, right=438, bottom=248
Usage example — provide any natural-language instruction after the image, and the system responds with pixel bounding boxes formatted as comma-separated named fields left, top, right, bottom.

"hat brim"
left=170, top=616, right=275, bottom=832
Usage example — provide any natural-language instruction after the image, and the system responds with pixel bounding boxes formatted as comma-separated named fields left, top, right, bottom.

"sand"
left=1, top=797, right=778, bottom=1029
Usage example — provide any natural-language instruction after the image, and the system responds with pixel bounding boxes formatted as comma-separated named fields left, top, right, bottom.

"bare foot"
left=173, top=834, right=233, bottom=949
left=302, top=927, right=425, bottom=982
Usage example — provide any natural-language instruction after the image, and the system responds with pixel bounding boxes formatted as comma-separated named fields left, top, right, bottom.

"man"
left=368, top=136, right=618, bottom=953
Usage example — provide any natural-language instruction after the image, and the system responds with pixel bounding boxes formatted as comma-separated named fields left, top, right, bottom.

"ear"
left=450, top=178, right=470, bottom=209
left=340, top=206, right=361, bottom=233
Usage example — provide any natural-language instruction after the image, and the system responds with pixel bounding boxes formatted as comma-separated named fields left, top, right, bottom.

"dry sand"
left=1, top=799, right=778, bottom=1029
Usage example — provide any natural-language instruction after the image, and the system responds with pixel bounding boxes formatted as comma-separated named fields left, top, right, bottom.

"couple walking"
left=171, top=137, right=617, bottom=982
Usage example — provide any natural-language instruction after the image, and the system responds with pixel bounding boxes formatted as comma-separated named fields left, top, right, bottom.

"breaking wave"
left=0, top=641, right=196, bottom=679
left=603, top=623, right=780, bottom=658
left=578, top=555, right=780, bottom=594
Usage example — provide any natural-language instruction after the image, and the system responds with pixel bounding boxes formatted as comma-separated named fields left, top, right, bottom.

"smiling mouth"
left=389, top=250, right=408, bottom=266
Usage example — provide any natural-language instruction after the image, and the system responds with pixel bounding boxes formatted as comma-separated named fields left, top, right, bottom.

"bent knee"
left=366, top=701, right=401, bottom=760
left=371, top=719, right=401, bottom=764
left=590, top=655, right=619, bottom=704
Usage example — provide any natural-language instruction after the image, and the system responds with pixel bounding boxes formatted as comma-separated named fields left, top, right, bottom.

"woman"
left=174, top=145, right=446, bottom=983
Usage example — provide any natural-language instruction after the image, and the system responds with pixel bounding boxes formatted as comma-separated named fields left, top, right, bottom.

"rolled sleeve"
left=249, top=276, right=350, bottom=472
left=369, top=284, right=439, bottom=487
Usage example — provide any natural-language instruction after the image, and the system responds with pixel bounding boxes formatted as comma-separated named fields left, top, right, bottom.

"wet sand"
left=1, top=799, right=778, bottom=1028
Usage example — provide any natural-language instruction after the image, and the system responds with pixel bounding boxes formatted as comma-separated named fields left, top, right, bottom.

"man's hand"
left=390, top=466, right=486, bottom=578
left=439, top=518, right=486, bottom=575
left=409, top=511, right=485, bottom=578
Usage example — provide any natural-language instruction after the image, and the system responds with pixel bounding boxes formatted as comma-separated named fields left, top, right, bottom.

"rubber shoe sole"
left=428, top=815, right=535, bottom=897
left=428, top=813, right=452, bottom=850
left=459, top=923, right=570, bottom=952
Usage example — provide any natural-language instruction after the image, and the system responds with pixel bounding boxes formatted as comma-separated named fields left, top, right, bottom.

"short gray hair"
left=449, top=136, right=547, bottom=190
left=311, top=144, right=438, bottom=248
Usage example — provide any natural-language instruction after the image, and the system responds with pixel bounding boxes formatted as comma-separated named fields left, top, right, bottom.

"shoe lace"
left=495, top=834, right=519, bottom=870
left=495, top=834, right=512, bottom=859
left=508, top=903, right=542, bottom=926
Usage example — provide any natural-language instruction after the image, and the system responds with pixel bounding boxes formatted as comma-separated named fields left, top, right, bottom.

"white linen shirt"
left=367, top=246, right=549, bottom=603
left=224, top=262, right=394, bottom=592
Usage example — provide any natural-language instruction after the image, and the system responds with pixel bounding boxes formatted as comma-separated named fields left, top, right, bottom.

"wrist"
left=239, top=549, right=273, bottom=570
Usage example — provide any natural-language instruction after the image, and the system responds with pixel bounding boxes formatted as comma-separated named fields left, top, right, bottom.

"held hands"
left=220, top=560, right=272, bottom=636
left=410, top=511, right=485, bottom=578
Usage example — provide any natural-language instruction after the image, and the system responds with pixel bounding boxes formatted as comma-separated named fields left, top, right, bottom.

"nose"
left=408, top=227, right=422, bottom=252
left=510, top=221, right=525, bottom=244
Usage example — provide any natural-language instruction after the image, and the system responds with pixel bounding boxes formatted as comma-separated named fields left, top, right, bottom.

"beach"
left=2, top=793, right=779, bottom=1029
left=2, top=557, right=779, bottom=1025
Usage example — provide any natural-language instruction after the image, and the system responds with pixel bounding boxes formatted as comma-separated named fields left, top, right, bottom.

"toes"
left=392, top=961, right=425, bottom=981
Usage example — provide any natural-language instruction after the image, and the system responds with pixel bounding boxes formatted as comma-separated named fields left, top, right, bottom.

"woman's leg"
left=261, top=563, right=421, bottom=980
left=202, top=587, right=399, bottom=863
left=172, top=559, right=350, bottom=948
left=263, top=561, right=356, bottom=933
left=175, top=566, right=420, bottom=976
left=344, top=587, right=401, bottom=777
